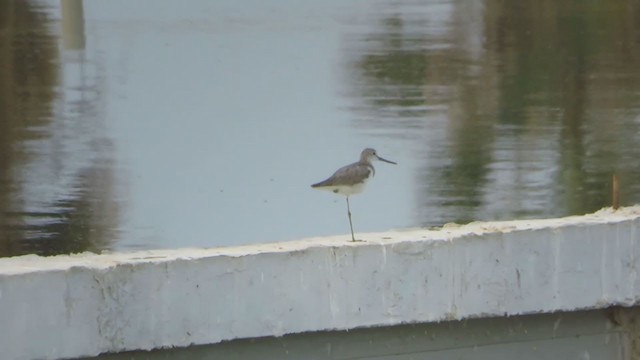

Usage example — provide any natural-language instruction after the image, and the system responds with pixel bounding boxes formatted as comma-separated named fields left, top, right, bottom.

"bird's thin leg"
left=346, top=196, right=356, bottom=241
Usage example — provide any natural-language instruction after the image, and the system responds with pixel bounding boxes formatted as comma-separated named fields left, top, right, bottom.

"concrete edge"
left=1, top=206, right=640, bottom=359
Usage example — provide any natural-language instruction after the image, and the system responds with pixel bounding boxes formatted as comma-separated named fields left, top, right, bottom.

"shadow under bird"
left=311, top=148, right=397, bottom=241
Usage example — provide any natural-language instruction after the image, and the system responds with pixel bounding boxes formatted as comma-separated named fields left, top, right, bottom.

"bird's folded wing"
left=323, top=163, right=372, bottom=186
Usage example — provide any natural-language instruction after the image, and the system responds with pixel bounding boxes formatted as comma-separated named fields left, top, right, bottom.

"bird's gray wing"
left=320, top=163, right=372, bottom=186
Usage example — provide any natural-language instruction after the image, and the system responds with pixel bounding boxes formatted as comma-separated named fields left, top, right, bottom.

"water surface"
left=1, top=0, right=640, bottom=256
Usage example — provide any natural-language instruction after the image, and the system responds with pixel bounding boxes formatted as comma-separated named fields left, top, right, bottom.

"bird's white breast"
left=319, top=178, right=370, bottom=196
left=337, top=182, right=366, bottom=196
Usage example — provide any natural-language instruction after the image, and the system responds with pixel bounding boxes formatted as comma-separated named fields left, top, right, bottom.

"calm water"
left=1, top=0, right=640, bottom=257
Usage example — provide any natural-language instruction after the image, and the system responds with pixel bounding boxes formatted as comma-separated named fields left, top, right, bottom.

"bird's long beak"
left=376, top=155, right=397, bottom=165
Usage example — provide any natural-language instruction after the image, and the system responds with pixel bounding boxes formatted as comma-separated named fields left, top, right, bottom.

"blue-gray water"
left=1, top=0, right=640, bottom=256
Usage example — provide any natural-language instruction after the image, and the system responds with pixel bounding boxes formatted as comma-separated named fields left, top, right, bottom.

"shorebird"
left=311, top=148, right=397, bottom=241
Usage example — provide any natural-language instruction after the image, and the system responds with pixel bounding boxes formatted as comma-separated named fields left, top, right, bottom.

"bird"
left=311, top=148, right=397, bottom=241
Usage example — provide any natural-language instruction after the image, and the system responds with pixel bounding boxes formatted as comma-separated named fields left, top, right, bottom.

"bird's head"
left=361, top=148, right=397, bottom=165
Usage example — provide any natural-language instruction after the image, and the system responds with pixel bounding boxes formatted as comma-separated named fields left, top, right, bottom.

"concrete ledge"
left=95, top=308, right=634, bottom=360
left=1, top=207, right=640, bottom=360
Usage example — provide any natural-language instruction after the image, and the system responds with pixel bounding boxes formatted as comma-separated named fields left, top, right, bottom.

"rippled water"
left=1, top=0, right=640, bottom=257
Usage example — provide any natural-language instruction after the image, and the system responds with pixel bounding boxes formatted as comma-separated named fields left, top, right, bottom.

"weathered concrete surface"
left=1, top=206, right=640, bottom=360
left=90, top=309, right=631, bottom=360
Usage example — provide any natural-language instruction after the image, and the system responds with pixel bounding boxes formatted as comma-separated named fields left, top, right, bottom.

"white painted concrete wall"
left=1, top=207, right=640, bottom=360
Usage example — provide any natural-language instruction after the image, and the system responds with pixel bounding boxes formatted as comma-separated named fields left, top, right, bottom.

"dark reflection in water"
left=347, top=0, right=640, bottom=226
left=1, top=0, right=640, bottom=257
left=0, top=0, right=118, bottom=257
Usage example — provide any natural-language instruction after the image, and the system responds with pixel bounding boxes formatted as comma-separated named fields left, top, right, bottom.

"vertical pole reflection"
left=61, top=0, right=85, bottom=50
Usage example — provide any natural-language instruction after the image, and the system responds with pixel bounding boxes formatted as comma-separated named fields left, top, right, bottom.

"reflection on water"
left=347, top=0, right=640, bottom=225
left=1, top=0, right=640, bottom=257
left=0, top=0, right=119, bottom=256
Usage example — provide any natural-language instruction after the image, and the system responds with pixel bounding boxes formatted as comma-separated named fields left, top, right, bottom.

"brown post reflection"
left=61, top=0, right=86, bottom=50
left=0, top=0, right=118, bottom=257
left=0, top=1, right=60, bottom=256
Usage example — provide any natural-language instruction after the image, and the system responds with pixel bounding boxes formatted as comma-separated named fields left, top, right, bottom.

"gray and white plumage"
left=311, top=148, right=396, bottom=196
left=311, top=148, right=396, bottom=242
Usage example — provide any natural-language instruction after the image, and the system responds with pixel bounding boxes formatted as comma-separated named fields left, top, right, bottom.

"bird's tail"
left=311, top=179, right=332, bottom=188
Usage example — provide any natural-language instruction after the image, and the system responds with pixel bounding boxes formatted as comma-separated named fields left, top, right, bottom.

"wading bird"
left=311, top=148, right=397, bottom=241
